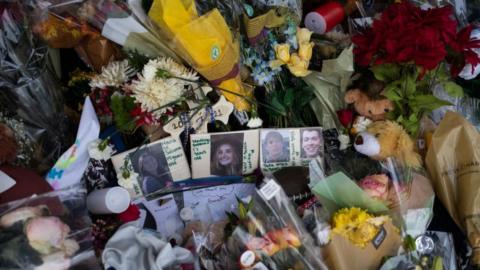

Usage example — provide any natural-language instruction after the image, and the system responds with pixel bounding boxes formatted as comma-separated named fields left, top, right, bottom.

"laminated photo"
left=260, top=127, right=324, bottom=172
left=190, top=130, right=260, bottom=178
left=112, top=136, right=191, bottom=198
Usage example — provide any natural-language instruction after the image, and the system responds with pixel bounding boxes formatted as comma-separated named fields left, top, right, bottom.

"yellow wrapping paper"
left=148, top=0, right=252, bottom=111
left=243, top=10, right=285, bottom=42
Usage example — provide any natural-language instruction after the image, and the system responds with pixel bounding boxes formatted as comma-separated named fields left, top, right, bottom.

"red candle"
left=305, top=2, right=345, bottom=34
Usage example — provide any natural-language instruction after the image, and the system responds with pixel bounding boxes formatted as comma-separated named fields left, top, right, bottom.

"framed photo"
left=260, top=127, right=323, bottom=172
left=190, top=130, right=259, bottom=178
left=112, top=136, right=191, bottom=198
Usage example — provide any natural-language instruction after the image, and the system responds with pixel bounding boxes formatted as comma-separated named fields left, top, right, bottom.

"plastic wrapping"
left=193, top=178, right=328, bottom=270
left=380, top=231, right=458, bottom=270
left=0, top=3, right=71, bottom=173
left=0, top=184, right=97, bottom=270
left=28, top=0, right=181, bottom=62
left=310, top=152, right=434, bottom=238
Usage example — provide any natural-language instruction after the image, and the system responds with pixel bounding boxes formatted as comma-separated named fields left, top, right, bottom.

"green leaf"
left=410, top=94, right=452, bottom=112
left=383, top=83, right=402, bottom=101
left=371, top=64, right=401, bottom=82
left=443, top=81, right=464, bottom=97
left=238, top=202, right=247, bottom=219
left=402, top=74, right=416, bottom=96
left=283, top=87, right=295, bottom=107
left=270, top=96, right=287, bottom=116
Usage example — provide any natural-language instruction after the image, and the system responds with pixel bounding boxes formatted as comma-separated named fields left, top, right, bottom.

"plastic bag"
left=0, top=3, right=72, bottom=173
left=194, top=178, right=328, bottom=270
left=0, top=184, right=97, bottom=270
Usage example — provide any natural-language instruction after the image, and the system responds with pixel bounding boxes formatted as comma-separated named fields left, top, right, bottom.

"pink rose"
left=359, top=174, right=390, bottom=201
left=26, top=217, right=71, bottom=254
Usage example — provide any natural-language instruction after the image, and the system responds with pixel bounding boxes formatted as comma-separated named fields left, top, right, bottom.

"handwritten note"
left=164, top=96, right=234, bottom=137
left=183, top=183, right=255, bottom=222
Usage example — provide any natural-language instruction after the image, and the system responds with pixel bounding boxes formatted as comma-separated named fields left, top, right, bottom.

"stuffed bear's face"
left=344, top=89, right=393, bottom=121
left=353, top=120, right=422, bottom=168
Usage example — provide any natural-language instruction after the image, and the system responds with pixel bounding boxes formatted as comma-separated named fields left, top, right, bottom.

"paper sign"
left=259, top=180, right=281, bottom=201
left=111, top=136, right=191, bottom=199
left=0, top=170, right=16, bottom=193
left=260, top=127, right=324, bottom=173
left=183, top=183, right=255, bottom=222
left=190, top=130, right=259, bottom=178
left=164, top=95, right=234, bottom=137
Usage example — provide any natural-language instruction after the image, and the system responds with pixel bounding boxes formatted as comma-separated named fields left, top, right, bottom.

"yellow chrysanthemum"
left=331, top=207, right=387, bottom=248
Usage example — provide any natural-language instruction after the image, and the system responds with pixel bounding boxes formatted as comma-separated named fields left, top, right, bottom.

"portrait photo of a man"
left=301, top=128, right=323, bottom=159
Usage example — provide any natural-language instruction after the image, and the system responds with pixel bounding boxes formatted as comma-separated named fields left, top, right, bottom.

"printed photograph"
left=210, top=133, right=244, bottom=176
left=261, top=130, right=291, bottom=163
left=300, top=128, right=323, bottom=159
left=130, top=144, right=173, bottom=195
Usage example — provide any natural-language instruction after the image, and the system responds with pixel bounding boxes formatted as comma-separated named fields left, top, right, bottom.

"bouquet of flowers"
left=352, top=1, right=480, bottom=135
left=193, top=178, right=328, bottom=270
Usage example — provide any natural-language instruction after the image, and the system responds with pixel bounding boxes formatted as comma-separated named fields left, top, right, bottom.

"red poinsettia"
left=117, top=204, right=140, bottom=223
left=352, top=1, right=457, bottom=71
left=447, top=25, right=480, bottom=77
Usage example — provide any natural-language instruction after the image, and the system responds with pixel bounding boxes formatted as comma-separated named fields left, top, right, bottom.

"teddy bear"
left=344, top=72, right=393, bottom=121
left=353, top=120, right=422, bottom=168
left=344, top=89, right=393, bottom=121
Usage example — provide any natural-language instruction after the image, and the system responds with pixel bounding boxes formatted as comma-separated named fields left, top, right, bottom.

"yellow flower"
left=296, top=27, right=313, bottom=44
left=275, top=43, right=291, bottom=63
left=287, top=53, right=311, bottom=77
left=298, top=41, right=314, bottom=61
left=331, top=207, right=387, bottom=248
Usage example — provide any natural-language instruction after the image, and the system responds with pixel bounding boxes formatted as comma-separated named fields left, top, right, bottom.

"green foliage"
left=126, top=50, right=150, bottom=72
left=110, top=95, right=137, bottom=133
left=263, top=74, right=318, bottom=128
left=371, top=64, right=459, bottom=136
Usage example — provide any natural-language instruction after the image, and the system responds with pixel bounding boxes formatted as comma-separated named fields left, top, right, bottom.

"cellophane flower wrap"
left=193, top=178, right=328, bottom=270
left=0, top=2, right=71, bottom=172
left=0, top=184, right=97, bottom=269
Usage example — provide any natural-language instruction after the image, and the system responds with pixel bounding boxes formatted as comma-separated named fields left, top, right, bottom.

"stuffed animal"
left=345, top=72, right=393, bottom=121
left=344, top=89, right=393, bottom=121
left=353, top=120, right=422, bottom=168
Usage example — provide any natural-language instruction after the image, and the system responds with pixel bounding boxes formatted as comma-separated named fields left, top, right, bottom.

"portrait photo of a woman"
left=130, top=146, right=173, bottom=195
left=210, top=134, right=243, bottom=176
left=262, top=130, right=290, bottom=163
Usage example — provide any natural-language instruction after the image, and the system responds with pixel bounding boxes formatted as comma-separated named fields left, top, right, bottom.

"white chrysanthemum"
left=117, top=171, right=139, bottom=189
left=90, top=60, right=135, bottom=89
left=87, top=139, right=115, bottom=161
left=353, top=116, right=373, bottom=133
left=131, top=58, right=198, bottom=118
left=247, top=117, right=263, bottom=128
left=338, top=134, right=350, bottom=150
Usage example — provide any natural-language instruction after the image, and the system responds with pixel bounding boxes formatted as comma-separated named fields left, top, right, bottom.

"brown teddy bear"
left=353, top=120, right=422, bottom=168
left=344, top=89, right=393, bottom=121
left=345, top=72, right=393, bottom=121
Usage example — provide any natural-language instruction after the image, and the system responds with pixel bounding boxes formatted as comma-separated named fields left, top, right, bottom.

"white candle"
left=86, top=187, right=131, bottom=214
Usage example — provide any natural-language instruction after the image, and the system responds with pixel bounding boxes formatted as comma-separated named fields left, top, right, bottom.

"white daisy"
left=338, top=134, right=350, bottom=150
left=117, top=170, right=139, bottom=189
left=247, top=117, right=263, bottom=128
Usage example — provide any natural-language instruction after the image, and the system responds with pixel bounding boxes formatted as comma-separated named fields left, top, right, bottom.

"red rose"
left=117, top=204, right=140, bottom=223
left=352, top=2, right=457, bottom=71
left=336, top=109, right=354, bottom=128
